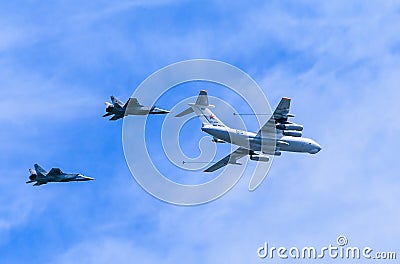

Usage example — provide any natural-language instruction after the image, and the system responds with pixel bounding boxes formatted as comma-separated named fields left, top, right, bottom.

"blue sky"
left=1, top=0, right=400, bottom=263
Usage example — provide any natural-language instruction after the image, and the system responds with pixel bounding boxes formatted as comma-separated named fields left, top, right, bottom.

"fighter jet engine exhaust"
left=29, top=169, right=37, bottom=181
left=105, top=102, right=114, bottom=111
left=29, top=173, right=37, bottom=181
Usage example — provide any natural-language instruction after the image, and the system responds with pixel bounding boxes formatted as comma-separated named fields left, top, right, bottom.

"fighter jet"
left=175, top=90, right=321, bottom=172
left=26, top=164, right=94, bottom=186
left=103, top=96, right=170, bottom=120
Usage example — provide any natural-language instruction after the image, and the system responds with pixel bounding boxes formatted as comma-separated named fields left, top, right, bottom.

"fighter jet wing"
left=204, top=147, right=249, bottom=172
left=124, top=98, right=143, bottom=108
left=47, top=168, right=63, bottom=176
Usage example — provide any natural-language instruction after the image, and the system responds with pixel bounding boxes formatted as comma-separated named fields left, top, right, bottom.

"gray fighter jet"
left=26, top=164, right=94, bottom=186
left=103, top=96, right=170, bottom=120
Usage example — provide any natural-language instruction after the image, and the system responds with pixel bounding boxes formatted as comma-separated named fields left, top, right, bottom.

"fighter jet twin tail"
left=27, top=92, right=321, bottom=186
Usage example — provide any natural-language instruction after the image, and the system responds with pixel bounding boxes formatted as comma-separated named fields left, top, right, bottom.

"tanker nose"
left=309, top=143, right=322, bottom=154
left=149, top=106, right=170, bottom=114
left=316, top=143, right=322, bottom=152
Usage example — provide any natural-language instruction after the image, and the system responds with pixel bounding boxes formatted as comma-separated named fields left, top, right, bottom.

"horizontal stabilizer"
left=102, top=112, right=113, bottom=117
left=175, top=107, right=194, bottom=117
left=176, top=90, right=222, bottom=127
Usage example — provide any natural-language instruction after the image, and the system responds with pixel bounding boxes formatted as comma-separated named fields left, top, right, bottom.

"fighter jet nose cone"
left=78, top=174, right=94, bottom=181
left=150, top=107, right=170, bottom=114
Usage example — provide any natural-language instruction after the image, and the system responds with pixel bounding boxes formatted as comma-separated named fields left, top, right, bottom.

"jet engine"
left=276, top=123, right=303, bottom=131
left=274, top=151, right=282, bottom=156
left=29, top=169, right=37, bottom=181
left=250, top=155, right=270, bottom=162
left=212, top=137, right=225, bottom=143
left=282, top=130, right=302, bottom=137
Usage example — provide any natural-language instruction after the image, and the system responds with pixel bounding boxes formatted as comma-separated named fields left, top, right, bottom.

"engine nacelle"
left=276, top=123, right=303, bottom=131
left=282, top=130, right=302, bottom=137
left=212, top=137, right=225, bottom=143
left=274, top=151, right=282, bottom=156
left=250, top=155, right=270, bottom=162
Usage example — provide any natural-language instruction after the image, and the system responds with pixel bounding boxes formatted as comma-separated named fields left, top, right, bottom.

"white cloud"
left=0, top=169, right=53, bottom=245
left=0, top=62, right=101, bottom=124
left=54, top=238, right=162, bottom=264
